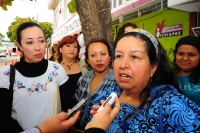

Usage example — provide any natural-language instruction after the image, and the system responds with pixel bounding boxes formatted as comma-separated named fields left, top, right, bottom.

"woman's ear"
left=151, top=63, right=158, bottom=77
left=16, top=42, right=23, bottom=52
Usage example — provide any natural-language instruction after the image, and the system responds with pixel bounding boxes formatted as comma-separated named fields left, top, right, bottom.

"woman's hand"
left=38, top=111, right=80, bottom=133
left=89, top=100, right=104, bottom=115
left=85, top=98, right=120, bottom=131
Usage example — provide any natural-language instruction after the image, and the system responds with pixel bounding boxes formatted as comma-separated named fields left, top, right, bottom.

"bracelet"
left=35, top=126, right=42, bottom=133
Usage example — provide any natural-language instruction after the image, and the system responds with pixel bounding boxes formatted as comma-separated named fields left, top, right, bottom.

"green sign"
left=112, top=8, right=190, bottom=61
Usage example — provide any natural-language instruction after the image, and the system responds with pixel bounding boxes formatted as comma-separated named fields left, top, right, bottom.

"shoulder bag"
left=9, top=64, right=15, bottom=110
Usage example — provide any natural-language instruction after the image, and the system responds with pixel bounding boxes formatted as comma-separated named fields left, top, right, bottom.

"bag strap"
left=117, top=99, right=146, bottom=133
left=9, top=64, right=15, bottom=110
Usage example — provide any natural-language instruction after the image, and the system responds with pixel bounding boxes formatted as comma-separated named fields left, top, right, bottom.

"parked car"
left=11, top=52, right=17, bottom=56
left=0, top=53, right=6, bottom=57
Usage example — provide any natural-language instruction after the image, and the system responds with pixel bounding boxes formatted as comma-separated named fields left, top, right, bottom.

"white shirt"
left=0, top=61, right=68, bottom=130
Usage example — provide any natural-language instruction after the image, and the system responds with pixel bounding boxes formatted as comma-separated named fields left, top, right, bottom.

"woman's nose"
left=183, top=55, right=189, bottom=60
left=119, top=56, right=129, bottom=69
left=35, top=43, right=41, bottom=51
left=96, top=54, right=102, bottom=61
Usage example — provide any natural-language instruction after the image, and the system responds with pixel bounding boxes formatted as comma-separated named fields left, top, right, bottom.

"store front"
left=112, top=8, right=191, bottom=61
left=168, top=0, right=200, bottom=37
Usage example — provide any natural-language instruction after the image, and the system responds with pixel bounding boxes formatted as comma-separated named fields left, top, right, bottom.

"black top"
left=68, top=72, right=82, bottom=98
left=0, top=57, right=71, bottom=133
left=84, top=128, right=105, bottom=133
left=65, top=72, right=82, bottom=109
left=15, top=57, right=48, bottom=77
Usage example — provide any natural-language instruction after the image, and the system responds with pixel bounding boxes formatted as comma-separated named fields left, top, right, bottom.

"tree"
left=6, top=17, right=34, bottom=43
left=6, top=17, right=52, bottom=44
left=2, top=0, right=113, bottom=46
left=38, top=22, right=53, bottom=40
left=75, top=0, right=113, bottom=46
left=0, top=32, right=5, bottom=46
left=0, top=0, right=12, bottom=10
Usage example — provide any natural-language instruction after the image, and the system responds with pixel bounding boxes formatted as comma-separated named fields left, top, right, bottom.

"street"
left=0, top=55, right=20, bottom=69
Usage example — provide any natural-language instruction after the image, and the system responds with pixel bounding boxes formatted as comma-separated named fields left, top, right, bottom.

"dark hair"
left=114, top=23, right=138, bottom=48
left=57, top=35, right=80, bottom=63
left=173, top=36, right=200, bottom=84
left=51, top=43, right=58, bottom=54
left=85, top=38, right=112, bottom=69
left=17, top=22, right=44, bottom=46
left=115, top=32, right=180, bottom=104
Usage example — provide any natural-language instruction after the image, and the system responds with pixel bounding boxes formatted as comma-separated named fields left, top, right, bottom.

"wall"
left=51, top=14, right=81, bottom=44
left=112, top=8, right=190, bottom=61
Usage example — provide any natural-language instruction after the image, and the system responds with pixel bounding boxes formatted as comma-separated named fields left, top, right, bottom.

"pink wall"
left=112, top=0, right=150, bottom=17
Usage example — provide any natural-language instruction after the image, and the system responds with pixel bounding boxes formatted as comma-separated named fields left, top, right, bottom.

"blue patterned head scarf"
left=131, top=28, right=158, bottom=57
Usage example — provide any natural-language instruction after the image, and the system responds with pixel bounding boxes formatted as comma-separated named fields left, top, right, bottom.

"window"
left=123, top=11, right=138, bottom=21
left=113, top=0, right=116, bottom=8
left=163, top=0, right=168, bottom=9
left=139, top=2, right=161, bottom=16
left=119, top=0, right=122, bottom=5
left=112, top=19, right=119, bottom=25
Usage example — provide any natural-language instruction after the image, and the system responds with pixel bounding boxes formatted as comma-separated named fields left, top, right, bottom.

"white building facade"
left=48, top=0, right=199, bottom=59
left=48, top=0, right=168, bottom=44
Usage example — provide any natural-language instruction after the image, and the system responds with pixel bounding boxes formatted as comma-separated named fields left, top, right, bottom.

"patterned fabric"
left=178, top=75, right=200, bottom=106
left=132, top=28, right=158, bottom=56
left=74, top=68, right=117, bottom=129
left=0, top=61, right=68, bottom=130
left=3, top=63, right=60, bottom=96
left=87, top=84, right=200, bottom=133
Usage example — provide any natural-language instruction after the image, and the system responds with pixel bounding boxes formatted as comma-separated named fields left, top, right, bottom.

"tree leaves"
left=6, top=17, right=52, bottom=44
left=0, top=0, right=4, bottom=6
left=68, top=0, right=77, bottom=13
left=0, top=0, right=12, bottom=10
left=38, top=22, right=53, bottom=39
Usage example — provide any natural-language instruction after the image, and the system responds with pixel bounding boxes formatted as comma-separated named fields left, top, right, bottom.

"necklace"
left=62, top=60, right=76, bottom=69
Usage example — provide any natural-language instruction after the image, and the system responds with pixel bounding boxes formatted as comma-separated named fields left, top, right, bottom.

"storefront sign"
left=52, top=15, right=81, bottom=43
left=155, top=19, right=183, bottom=38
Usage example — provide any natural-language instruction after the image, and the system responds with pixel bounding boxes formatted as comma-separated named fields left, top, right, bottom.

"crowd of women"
left=0, top=21, right=199, bottom=133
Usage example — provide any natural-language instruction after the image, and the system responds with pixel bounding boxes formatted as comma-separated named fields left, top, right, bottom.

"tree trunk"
left=76, top=0, right=113, bottom=46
